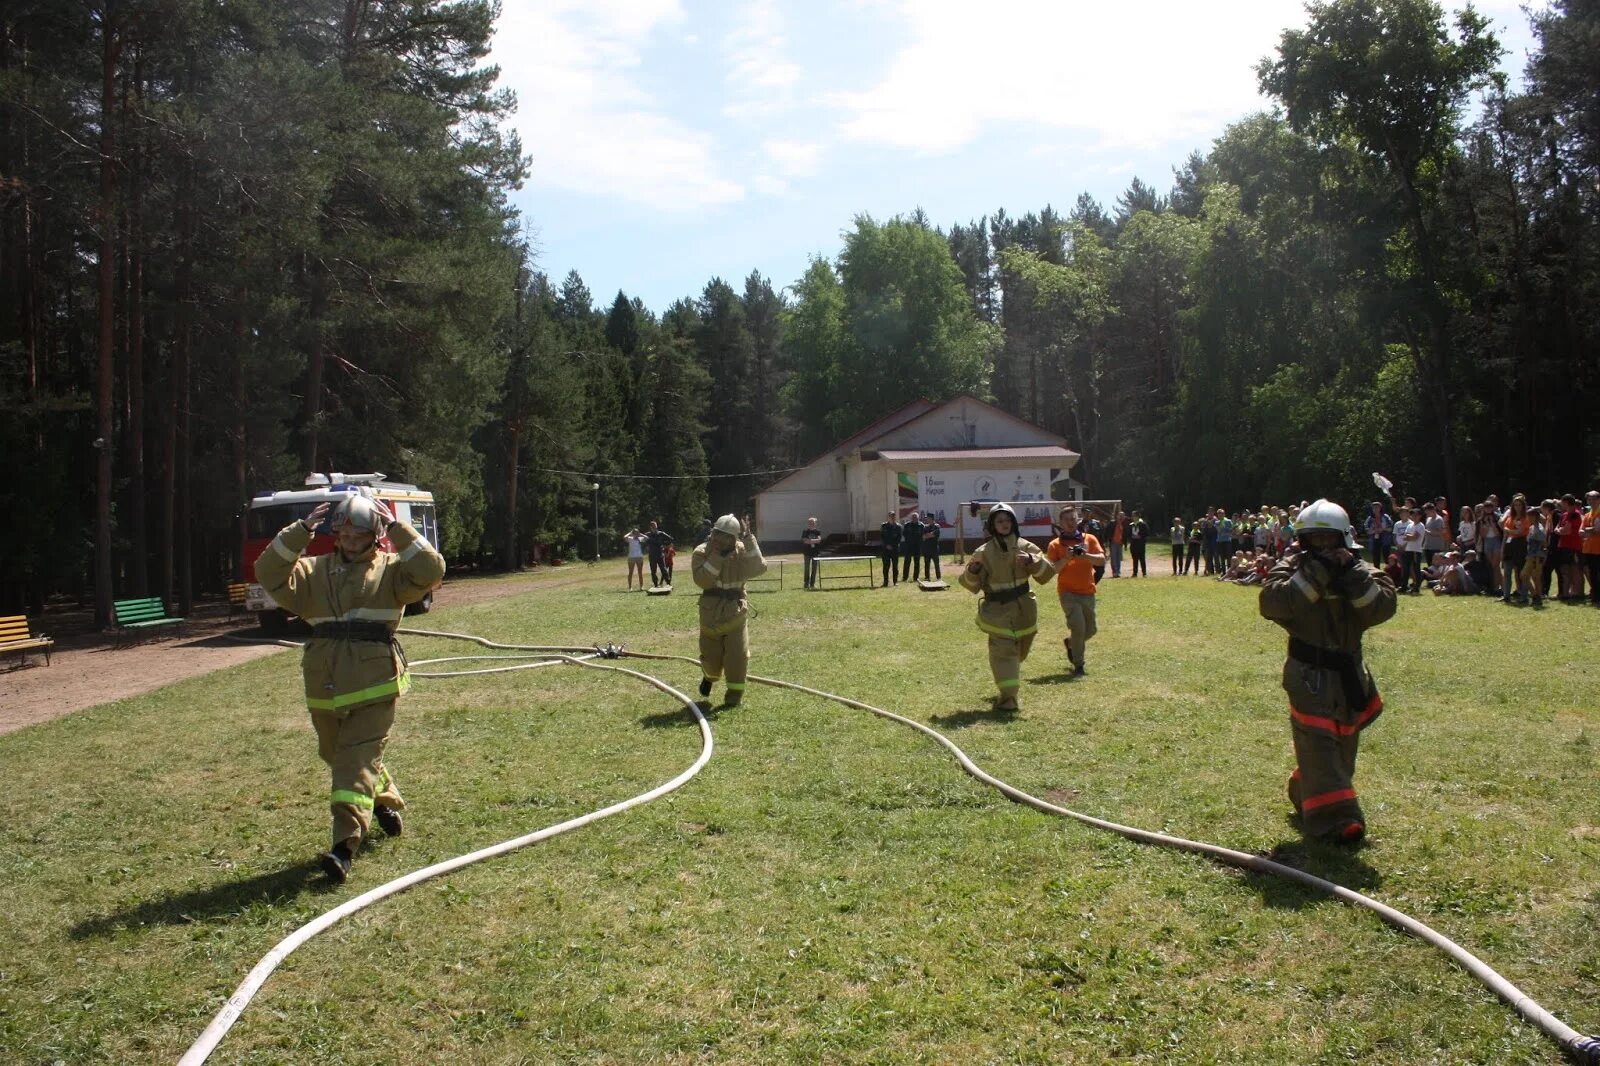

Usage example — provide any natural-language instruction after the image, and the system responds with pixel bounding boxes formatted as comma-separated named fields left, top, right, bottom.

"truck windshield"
left=247, top=503, right=319, bottom=539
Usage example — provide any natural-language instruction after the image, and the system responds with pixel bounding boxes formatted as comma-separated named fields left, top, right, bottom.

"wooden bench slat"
left=0, top=637, right=52, bottom=650
left=0, top=624, right=31, bottom=639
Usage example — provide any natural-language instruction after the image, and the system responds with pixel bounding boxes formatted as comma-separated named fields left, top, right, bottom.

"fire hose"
left=184, top=629, right=1598, bottom=1064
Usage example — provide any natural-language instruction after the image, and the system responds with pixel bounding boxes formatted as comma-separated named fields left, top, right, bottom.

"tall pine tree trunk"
left=301, top=260, right=326, bottom=472
left=124, top=48, right=147, bottom=596
left=94, top=2, right=120, bottom=627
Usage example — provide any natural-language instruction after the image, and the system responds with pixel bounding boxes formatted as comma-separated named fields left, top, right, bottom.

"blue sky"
left=492, top=0, right=1545, bottom=316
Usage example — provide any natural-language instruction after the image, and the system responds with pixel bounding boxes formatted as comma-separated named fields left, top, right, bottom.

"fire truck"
left=241, top=473, right=439, bottom=633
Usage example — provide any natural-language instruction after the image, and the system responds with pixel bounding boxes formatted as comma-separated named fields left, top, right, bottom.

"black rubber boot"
left=319, top=841, right=353, bottom=884
left=699, top=677, right=713, bottom=698
left=375, top=805, right=403, bottom=837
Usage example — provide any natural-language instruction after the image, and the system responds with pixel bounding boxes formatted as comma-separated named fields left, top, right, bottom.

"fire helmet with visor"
left=1295, top=498, right=1354, bottom=549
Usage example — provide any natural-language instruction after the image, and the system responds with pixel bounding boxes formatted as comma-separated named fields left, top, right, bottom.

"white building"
left=756, top=395, right=1083, bottom=549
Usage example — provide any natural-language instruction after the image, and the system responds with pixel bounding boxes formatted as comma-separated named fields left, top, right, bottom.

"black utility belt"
left=985, top=584, right=1030, bottom=604
left=702, top=588, right=744, bottom=601
left=1287, top=636, right=1357, bottom=671
left=311, top=621, right=394, bottom=643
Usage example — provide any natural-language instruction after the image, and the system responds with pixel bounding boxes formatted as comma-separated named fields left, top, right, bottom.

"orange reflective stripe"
left=1290, top=693, right=1383, bottom=736
left=1302, top=787, right=1357, bottom=812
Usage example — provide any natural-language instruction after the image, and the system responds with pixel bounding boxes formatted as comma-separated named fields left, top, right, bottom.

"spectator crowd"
left=1191, top=490, right=1600, bottom=607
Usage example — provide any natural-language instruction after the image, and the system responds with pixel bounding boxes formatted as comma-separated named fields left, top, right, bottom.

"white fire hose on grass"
left=183, top=629, right=1598, bottom=1064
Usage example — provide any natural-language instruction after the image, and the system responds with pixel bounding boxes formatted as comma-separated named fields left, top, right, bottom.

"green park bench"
left=0, top=614, right=54, bottom=667
left=113, top=597, right=186, bottom=641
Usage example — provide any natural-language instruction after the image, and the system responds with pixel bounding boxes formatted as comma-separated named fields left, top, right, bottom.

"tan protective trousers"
left=987, top=633, right=1036, bottom=701
left=311, top=699, right=404, bottom=851
left=1058, top=591, right=1097, bottom=666
left=700, top=624, right=750, bottom=699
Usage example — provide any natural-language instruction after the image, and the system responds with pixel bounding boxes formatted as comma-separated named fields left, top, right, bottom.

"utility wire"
left=521, top=465, right=809, bottom=481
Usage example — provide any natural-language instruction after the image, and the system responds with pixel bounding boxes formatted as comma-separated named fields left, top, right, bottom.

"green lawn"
left=1, top=561, right=1596, bottom=1064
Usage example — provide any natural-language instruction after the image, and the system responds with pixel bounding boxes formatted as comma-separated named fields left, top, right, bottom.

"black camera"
left=1070, top=545, right=1086, bottom=556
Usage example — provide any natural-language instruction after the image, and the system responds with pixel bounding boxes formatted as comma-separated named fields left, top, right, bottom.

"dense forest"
left=2, top=0, right=1596, bottom=621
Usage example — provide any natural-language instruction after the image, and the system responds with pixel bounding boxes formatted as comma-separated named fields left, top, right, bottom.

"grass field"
left=1, top=559, right=1597, bottom=1064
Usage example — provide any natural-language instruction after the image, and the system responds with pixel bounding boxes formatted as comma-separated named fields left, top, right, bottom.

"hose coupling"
left=1572, top=1035, right=1600, bottom=1065
left=597, top=643, right=624, bottom=659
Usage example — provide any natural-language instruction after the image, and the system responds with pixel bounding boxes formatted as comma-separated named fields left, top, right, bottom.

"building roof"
left=758, top=397, right=937, bottom=494
left=872, top=446, right=1078, bottom=462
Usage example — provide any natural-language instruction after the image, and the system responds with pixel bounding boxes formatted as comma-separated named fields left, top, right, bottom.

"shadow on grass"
left=1234, top=832, right=1384, bottom=910
left=70, top=859, right=336, bottom=938
left=638, top=701, right=729, bottom=729
left=930, top=705, right=1020, bottom=729
left=1028, top=671, right=1079, bottom=686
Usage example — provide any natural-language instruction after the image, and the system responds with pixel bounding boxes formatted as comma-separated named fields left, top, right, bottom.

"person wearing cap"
left=959, top=503, right=1065, bottom=710
left=1259, top=499, right=1397, bottom=845
left=920, top=511, right=943, bottom=580
left=690, top=513, right=766, bottom=706
left=254, top=492, right=445, bottom=883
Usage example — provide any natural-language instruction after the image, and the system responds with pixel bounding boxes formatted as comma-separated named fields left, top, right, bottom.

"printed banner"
left=912, top=469, right=1059, bottom=539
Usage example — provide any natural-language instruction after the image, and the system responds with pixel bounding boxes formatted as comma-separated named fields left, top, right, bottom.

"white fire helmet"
left=984, top=502, right=1018, bottom=536
left=332, top=493, right=386, bottom=536
left=1295, top=498, right=1354, bottom=548
left=712, top=514, right=742, bottom=537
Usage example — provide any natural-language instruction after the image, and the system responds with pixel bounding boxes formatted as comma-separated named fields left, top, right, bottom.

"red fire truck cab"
left=241, top=473, right=440, bottom=633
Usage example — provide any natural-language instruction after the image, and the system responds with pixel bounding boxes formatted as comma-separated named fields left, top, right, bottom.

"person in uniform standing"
left=879, top=511, right=902, bottom=587
left=800, top=516, right=824, bottom=589
left=691, top=514, right=766, bottom=706
left=1259, top=499, right=1397, bottom=845
left=646, top=520, right=674, bottom=587
left=921, top=511, right=943, bottom=580
left=1046, top=507, right=1105, bottom=675
left=255, top=493, right=445, bottom=883
left=959, top=503, right=1065, bottom=711
left=900, top=511, right=923, bottom=583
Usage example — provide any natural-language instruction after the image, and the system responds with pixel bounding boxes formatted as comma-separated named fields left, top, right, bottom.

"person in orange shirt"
left=1046, top=506, right=1106, bottom=676
left=1582, top=489, right=1600, bottom=605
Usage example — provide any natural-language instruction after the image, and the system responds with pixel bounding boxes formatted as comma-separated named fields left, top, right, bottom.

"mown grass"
left=1, top=560, right=1596, bottom=1064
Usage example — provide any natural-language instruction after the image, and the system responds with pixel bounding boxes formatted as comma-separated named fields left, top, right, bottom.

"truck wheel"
left=258, top=609, right=287, bottom=636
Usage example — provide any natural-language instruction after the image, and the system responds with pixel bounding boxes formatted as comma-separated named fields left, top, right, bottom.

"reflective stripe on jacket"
left=691, top=534, right=767, bottom=636
left=960, top=536, right=1055, bottom=640
left=254, top=519, right=445, bottom=712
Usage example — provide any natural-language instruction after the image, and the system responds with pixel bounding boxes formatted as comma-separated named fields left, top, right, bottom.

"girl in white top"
left=1456, top=505, right=1476, bottom=551
left=1396, top=509, right=1426, bottom=593
left=623, top=528, right=648, bottom=589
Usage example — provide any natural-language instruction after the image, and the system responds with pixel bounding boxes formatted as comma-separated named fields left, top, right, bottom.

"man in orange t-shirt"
left=1046, top=507, right=1106, bottom=675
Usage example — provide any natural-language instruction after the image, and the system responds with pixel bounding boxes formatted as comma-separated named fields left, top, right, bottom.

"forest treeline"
left=2, top=0, right=1596, bottom=620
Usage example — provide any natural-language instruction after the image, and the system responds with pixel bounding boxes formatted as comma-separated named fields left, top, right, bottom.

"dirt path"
left=0, top=568, right=584, bottom=736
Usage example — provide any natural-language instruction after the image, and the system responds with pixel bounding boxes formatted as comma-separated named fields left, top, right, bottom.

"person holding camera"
left=690, top=513, right=766, bottom=707
left=1259, top=499, right=1397, bottom=845
left=1046, top=507, right=1106, bottom=675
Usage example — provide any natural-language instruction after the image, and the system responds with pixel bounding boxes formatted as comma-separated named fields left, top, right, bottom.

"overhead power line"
left=520, top=465, right=809, bottom=481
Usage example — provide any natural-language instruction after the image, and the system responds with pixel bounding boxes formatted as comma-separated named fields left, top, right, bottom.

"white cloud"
left=721, top=0, right=802, bottom=118
left=833, top=0, right=1331, bottom=155
left=763, top=139, right=823, bottom=177
left=492, top=0, right=744, bottom=212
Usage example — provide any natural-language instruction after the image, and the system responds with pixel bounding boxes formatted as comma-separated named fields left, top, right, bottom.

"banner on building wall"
left=901, top=469, right=1062, bottom=538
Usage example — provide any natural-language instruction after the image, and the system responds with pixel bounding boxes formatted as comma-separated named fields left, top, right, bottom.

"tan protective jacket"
left=1259, top=553, right=1397, bottom=716
left=691, top=533, right=767, bottom=636
left=959, top=536, right=1056, bottom=639
left=255, top=518, right=445, bottom=713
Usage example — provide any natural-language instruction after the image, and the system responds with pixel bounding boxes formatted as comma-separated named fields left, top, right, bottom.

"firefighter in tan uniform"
left=1259, top=499, right=1397, bottom=845
left=691, top=513, right=766, bottom=707
left=255, top=493, right=445, bottom=882
left=959, top=504, right=1065, bottom=710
